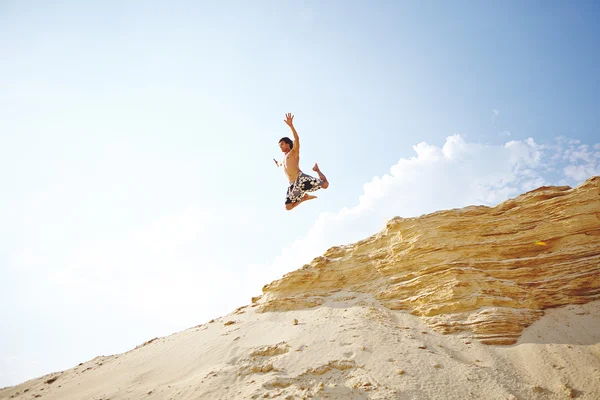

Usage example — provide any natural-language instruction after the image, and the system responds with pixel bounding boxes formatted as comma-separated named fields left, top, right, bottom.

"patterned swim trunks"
left=285, top=172, right=324, bottom=204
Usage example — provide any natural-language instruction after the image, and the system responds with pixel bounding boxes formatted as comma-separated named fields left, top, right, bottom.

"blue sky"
left=1, top=0, right=599, bottom=387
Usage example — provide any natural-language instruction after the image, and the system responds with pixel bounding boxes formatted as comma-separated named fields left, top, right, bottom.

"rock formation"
left=257, top=176, right=600, bottom=345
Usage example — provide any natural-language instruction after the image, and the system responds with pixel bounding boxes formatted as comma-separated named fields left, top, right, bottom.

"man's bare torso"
left=283, top=151, right=300, bottom=183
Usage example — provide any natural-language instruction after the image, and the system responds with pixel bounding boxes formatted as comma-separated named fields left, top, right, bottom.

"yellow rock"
left=257, top=176, right=600, bottom=345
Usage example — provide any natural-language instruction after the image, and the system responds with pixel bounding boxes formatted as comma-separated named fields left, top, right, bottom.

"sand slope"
left=1, top=293, right=599, bottom=400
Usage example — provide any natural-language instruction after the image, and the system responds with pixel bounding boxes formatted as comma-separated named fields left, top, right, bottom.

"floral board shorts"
left=285, top=172, right=324, bottom=204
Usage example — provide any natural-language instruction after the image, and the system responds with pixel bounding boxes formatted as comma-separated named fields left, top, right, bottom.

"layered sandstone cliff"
left=256, top=176, right=600, bottom=345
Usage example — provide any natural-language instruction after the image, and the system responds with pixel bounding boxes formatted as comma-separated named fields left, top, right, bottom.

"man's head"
left=279, top=137, right=293, bottom=153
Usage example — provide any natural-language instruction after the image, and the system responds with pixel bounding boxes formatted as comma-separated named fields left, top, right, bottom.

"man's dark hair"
left=279, top=137, right=293, bottom=149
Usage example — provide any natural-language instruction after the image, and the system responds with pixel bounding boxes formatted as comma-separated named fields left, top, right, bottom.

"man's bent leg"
left=285, top=193, right=316, bottom=211
left=312, top=163, right=329, bottom=189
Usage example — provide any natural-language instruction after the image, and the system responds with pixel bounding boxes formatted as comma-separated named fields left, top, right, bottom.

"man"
left=274, top=113, right=329, bottom=211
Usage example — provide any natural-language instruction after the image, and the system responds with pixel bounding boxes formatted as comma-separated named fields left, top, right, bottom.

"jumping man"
left=274, top=113, right=329, bottom=211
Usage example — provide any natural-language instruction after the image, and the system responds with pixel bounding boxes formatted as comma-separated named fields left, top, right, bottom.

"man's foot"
left=303, top=193, right=317, bottom=201
left=285, top=193, right=317, bottom=210
left=313, top=163, right=329, bottom=189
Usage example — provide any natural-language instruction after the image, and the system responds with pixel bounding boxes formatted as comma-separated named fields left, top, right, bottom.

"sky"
left=1, top=0, right=599, bottom=387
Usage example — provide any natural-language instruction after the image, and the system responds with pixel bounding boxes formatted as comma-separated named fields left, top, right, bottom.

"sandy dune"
left=1, top=294, right=599, bottom=399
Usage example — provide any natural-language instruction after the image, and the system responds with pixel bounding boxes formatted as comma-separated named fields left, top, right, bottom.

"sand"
left=1, top=292, right=599, bottom=400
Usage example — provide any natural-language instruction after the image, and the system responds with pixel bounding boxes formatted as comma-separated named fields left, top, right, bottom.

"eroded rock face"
left=258, top=176, right=600, bottom=345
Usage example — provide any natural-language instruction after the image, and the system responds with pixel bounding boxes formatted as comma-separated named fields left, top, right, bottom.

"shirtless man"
left=273, top=113, right=329, bottom=211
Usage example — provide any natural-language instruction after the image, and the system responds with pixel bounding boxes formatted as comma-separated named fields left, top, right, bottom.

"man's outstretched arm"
left=284, top=113, right=299, bottom=153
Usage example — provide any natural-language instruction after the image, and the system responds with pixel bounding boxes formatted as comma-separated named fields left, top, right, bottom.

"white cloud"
left=250, top=134, right=598, bottom=293
left=550, top=138, right=600, bottom=181
left=564, top=163, right=600, bottom=181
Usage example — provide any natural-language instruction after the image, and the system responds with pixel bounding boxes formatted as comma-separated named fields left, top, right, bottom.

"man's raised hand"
left=284, top=113, right=294, bottom=127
